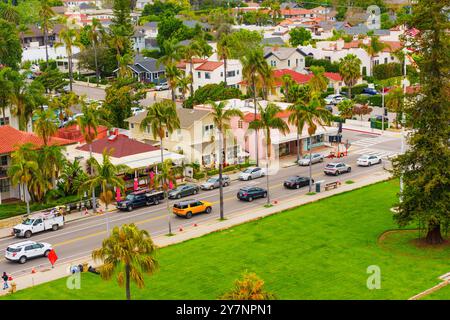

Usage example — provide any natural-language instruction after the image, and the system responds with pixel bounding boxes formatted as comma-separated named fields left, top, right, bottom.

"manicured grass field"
left=3, top=180, right=449, bottom=300
left=421, top=285, right=450, bottom=300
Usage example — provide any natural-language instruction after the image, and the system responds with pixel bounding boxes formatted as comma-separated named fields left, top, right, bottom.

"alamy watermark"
left=366, top=265, right=381, bottom=290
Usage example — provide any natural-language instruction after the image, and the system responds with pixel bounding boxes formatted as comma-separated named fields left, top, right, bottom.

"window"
left=0, top=156, right=7, bottom=166
left=198, top=72, right=201, bottom=78
left=205, top=72, right=211, bottom=79
left=288, top=60, right=290, bottom=67
left=270, top=60, right=277, bottom=67
left=165, top=130, right=169, bottom=138
left=296, top=58, right=298, bottom=66
left=0, top=117, right=9, bottom=126
left=204, top=124, right=214, bottom=134
left=384, top=57, right=388, bottom=64
left=238, top=120, right=243, bottom=129
left=237, top=70, right=239, bottom=75
left=227, top=70, right=236, bottom=77
left=0, top=179, right=10, bottom=192
left=130, top=123, right=134, bottom=129
left=220, top=72, right=223, bottom=77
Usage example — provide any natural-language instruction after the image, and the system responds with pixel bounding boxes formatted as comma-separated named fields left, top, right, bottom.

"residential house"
left=121, top=54, right=165, bottom=83
left=263, top=46, right=307, bottom=72
left=262, top=37, right=286, bottom=46
left=0, top=126, right=75, bottom=204
left=126, top=108, right=242, bottom=167
left=131, top=28, right=146, bottom=53
left=136, top=0, right=152, bottom=10
left=20, top=24, right=64, bottom=48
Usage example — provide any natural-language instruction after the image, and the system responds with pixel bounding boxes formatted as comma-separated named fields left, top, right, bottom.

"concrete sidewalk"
left=0, top=171, right=391, bottom=297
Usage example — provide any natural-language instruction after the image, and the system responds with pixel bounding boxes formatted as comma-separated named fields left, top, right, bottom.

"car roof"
left=8, top=241, right=37, bottom=248
left=328, top=162, right=343, bottom=165
left=175, top=199, right=200, bottom=205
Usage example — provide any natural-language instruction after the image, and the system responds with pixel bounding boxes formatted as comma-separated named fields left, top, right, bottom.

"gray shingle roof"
left=263, top=47, right=307, bottom=60
left=133, top=54, right=165, bottom=73
left=262, top=37, right=285, bottom=46
left=125, top=108, right=211, bottom=129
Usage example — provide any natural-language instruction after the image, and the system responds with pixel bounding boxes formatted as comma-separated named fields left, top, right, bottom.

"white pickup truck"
left=13, top=210, right=65, bottom=238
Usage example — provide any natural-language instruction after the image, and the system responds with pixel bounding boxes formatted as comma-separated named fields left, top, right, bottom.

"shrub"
left=373, top=63, right=402, bottom=80
left=206, top=169, right=219, bottom=176
left=223, top=165, right=237, bottom=172
left=184, top=83, right=242, bottom=108
left=341, top=83, right=368, bottom=97
left=305, top=56, right=340, bottom=73
left=193, top=172, right=205, bottom=180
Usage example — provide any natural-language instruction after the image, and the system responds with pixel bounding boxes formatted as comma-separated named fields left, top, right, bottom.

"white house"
left=263, top=47, right=307, bottom=73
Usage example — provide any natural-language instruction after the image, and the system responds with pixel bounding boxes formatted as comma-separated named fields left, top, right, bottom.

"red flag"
left=48, top=249, right=58, bottom=266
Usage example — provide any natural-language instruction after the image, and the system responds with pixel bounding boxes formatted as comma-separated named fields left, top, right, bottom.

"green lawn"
left=421, top=284, right=450, bottom=300
left=3, top=180, right=449, bottom=300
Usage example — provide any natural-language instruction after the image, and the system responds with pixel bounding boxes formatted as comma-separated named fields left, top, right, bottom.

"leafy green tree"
left=0, top=19, right=22, bottom=69
left=210, top=101, right=243, bottom=220
left=308, top=66, right=328, bottom=94
left=92, top=223, right=159, bottom=300
left=337, top=99, right=355, bottom=120
left=33, top=108, right=58, bottom=146
left=385, top=87, right=404, bottom=128
left=155, top=159, right=177, bottom=235
left=49, top=92, right=78, bottom=121
left=0, top=67, right=13, bottom=124
left=156, top=14, right=188, bottom=50
left=249, top=103, right=289, bottom=205
left=39, top=144, right=65, bottom=189
left=0, top=3, right=19, bottom=24
left=227, top=29, right=262, bottom=59
left=56, top=22, right=82, bottom=92
left=392, top=0, right=449, bottom=245
left=140, top=100, right=180, bottom=165
left=359, top=36, right=388, bottom=76
left=38, top=0, right=55, bottom=68
left=289, top=27, right=312, bottom=47
left=59, top=159, right=87, bottom=195
left=339, top=54, right=361, bottom=99
left=184, top=82, right=241, bottom=108
left=35, top=68, right=68, bottom=94
left=221, top=272, right=276, bottom=300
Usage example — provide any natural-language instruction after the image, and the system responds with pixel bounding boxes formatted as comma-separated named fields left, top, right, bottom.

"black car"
left=283, top=176, right=313, bottom=189
left=237, top=187, right=267, bottom=202
left=168, top=184, right=200, bottom=199
left=117, top=189, right=164, bottom=211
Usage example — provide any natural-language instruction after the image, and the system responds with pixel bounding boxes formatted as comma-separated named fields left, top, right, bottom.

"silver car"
left=200, top=176, right=230, bottom=190
left=238, top=167, right=265, bottom=181
left=298, top=153, right=324, bottom=166
left=324, top=162, right=351, bottom=176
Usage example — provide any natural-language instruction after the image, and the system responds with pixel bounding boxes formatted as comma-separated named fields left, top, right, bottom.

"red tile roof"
left=280, top=9, right=313, bottom=16
left=54, top=124, right=109, bottom=143
left=0, top=125, right=74, bottom=155
left=176, top=58, right=208, bottom=69
left=241, top=69, right=343, bottom=87
left=76, top=134, right=159, bottom=158
left=242, top=110, right=292, bottom=123
left=381, top=41, right=402, bottom=52
left=324, top=72, right=342, bottom=82
left=195, top=61, right=223, bottom=71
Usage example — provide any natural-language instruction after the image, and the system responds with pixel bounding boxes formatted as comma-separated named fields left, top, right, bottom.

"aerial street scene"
left=0, top=0, right=448, bottom=313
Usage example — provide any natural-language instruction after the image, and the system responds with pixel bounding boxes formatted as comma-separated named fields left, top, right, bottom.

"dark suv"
left=283, top=176, right=313, bottom=189
left=117, top=189, right=164, bottom=211
left=237, top=187, right=267, bottom=202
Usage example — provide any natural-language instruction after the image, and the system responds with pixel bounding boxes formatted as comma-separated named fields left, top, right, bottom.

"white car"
left=155, top=82, right=169, bottom=91
left=5, top=241, right=52, bottom=264
left=131, top=107, right=144, bottom=116
left=298, top=153, right=324, bottom=166
left=357, top=155, right=382, bottom=167
left=238, top=167, right=265, bottom=181
left=332, top=95, right=346, bottom=105
left=324, top=94, right=339, bottom=105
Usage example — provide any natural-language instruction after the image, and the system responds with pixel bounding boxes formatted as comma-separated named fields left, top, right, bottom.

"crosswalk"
left=353, top=148, right=400, bottom=160
left=350, top=136, right=397, bottom=148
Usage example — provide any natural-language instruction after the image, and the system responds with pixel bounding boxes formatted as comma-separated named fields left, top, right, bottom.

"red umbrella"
left=115, top=187, right=121, bottom=201
left=133, top=177, right=138, bottom=190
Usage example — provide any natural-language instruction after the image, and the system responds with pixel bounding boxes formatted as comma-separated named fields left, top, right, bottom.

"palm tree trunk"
left=252, top=79, right=258, bottom=167
left=218, top=129, right=224, bottom=220
left=296, top=128, right=300, bottom=162
left=348, top=85, right=352, bottom=99
left=93, top=43, right=99, bottom=86
left=125, top=264, right=131, bottom=300
left=171, top=87, right=176, bottom=102
left=44, top=24, right=49, bottom=69
left=189, top=61, right=194, bottom=95
left=68, top=55, right=73, bottom=92
left=89, top=144, right=97, bottom=213
left=265, top=134, right=270, bottom=206
left=308, top=134, right=313, bottom=192
left=223, top=58, right=227, bottom=86
left=24, top=182, right=30, bottom=215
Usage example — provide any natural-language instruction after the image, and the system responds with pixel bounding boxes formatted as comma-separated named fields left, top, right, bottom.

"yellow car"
left=172, top=199, right=213, bottom=219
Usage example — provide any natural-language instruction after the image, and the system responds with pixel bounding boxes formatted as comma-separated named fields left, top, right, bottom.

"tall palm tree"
left=0, top=4, right=20, bottom=24
left=56, top=23, right=81, bottom=92
left=87, top=18, right=105, bottom=85
left=210, top=101, right=244, bottom=220
left=83, top=149, right=129, bottom=213
left=50, top=92, right=79, bottom=122
left=217, top=34, right=231, bottom=86
left=359, top=36, right=388, bottom=76
left=308, top=66, right=329, bottom=94
left=157, top=38, right=182, bottom=67
left=140, top=100, right=180, bottom=167
left=177, top=74, right=192, bottom=101
left=59, top=159, right=87, bottom=195
left=38, top=0, right=56, bottom=68
left=92, top=223, right=159, bottom=300
left=287, top=101, right=307, bottom=163
left=249, top=103, right=289, bottom=205
left=164, top=64, right=181, bottom=102
left=155, top=159, right=177, bottom=235
left=281, top=74, right=294, bottom=103
left=298, top=93, right=332, bottom=192
left=339, top=54, right=362, bottom=99
left=33, top=108, right=58, bottom=146
left=78, top=100, right=110, bottom=213
left=337, top=99, right=355, bottom=119
left=241, top=47, right=268, bottom=166
left=258, top=62, right=275, bottom=100
left=8, top=143, right=39, bottom=215
left=17, top=24, right=31, bottom=48
left=39, top=144, right=65, bottom=189
left=181, top=41, right=203, bottom=95
left=0, top=67, right=13, bottom=125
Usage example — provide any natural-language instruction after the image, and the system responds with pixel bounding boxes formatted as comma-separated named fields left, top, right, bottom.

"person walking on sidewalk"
left=2, top=272, right=9, bottom=290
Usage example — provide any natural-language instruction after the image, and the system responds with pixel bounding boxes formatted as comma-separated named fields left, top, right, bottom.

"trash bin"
left=315, top=182, right=321, bottom=193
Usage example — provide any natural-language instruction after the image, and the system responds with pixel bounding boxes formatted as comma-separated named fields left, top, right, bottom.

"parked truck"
left=116, top=189, right=165, bottom=212
left=13, top=209, right=65, bottom=238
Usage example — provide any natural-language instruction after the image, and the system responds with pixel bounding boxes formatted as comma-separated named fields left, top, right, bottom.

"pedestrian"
left=2, top=272, right=9, bottom=290
left=153, top=92, right=157, bottom=101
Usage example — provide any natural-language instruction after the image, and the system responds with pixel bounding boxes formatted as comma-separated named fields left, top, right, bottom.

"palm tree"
left=33, top=108, right=58, bottom=146
left=92, top=223, right=159, bottom=300
left=164, top=64, right=181, bottom=102
left=0, top=67, right=13, bottom=125
left=83, top=149, right=129, bottom=213
left=87, top=18, right=105, bottom=85
left=217, top=34, right=231, bottom=86
left=0, top=4, right=20, bottom=24
left=337, top=99, right=355, bottom=119
left=299, top=93, right=332, bottom=192
left=140, top=100, right=180, bottom=167
left=210, top=102, right=244, bottom=220
left=177, top=74, right=192, bottom=101
left=385, top=87, right=404, bottom=128
left=56, top=23, right=81, bottom=92
left=360, top=36, right=388, bottom=76
left=269, top=1, right=281, bottom=26
left=8, top=143, right=39, bottom=215
left=287, top=102, right=307, bottom=163
left=258, top=62, right=275, bottom=100
left=17, top=24, right=31, bottom=48
left=180, top=41, right=203, bottom=95
left=157, top=38, right=182, bottom=67
left=241, top=47, right=268, bottom=166
left=308, top=66, right=329, bottom=94
left=155, top=159, right=177, bottom=235
left=249, top=103, right=289, bottom=205
left=59, top=159, right=87, bottom=195
left=38, top=0, right=56, bottom=68
left=281, top=74, right=294, bottom=102
left=50, top=92, right=79, bottom=122
left=78, top=100, right=110, bottom=212
left=39, top=144, right=65, bottom=189
left=339, top=54, right=362, bottom=99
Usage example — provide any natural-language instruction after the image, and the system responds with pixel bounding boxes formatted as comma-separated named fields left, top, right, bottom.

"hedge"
left=193, top=172, right=205, bottom=180
left=184, top=83, right=242, bottom=108
left=206, top=169, right=219, bottom=176
left=340, top=83, right=368, bottom=97
left=305, top=57, right=340, bottom=73
left=370, top=120, right=389, bottom=130
left=373, top=63, right=402, bottom=80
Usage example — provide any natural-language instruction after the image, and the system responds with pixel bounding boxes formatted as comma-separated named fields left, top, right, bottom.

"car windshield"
left=125, top=194, right=135, bottom=201
left=6, top=247, right=21, bottom=253
left=174, top=203, right=188, bottom=209
left=359, top=155, right=370, bottom=159
left=326, top=164, right=336, bottom=168
left=22, top=219, right=34, bottom=225
left=287, top=177, right=298, bottom=181
left=303, top=155, right=312, bottom=159
left=206, top=178, right=216, bottom=183
left=243, top=169, right=253, bottom=173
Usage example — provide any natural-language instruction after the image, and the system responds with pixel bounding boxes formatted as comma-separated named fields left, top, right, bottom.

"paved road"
left=0, top=131, right=401, bottom=277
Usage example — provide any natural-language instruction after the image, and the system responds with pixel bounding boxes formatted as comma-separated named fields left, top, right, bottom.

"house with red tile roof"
left=53, top=124, right=109, bottom=143
left=0, top=125, right=75, bottom=203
